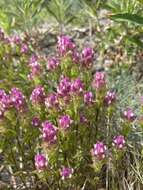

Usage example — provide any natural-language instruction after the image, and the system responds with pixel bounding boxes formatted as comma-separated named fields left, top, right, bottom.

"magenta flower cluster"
left=104, top=90, right=116, bottom=106
left=0, top=89, right=9, bottom=118
left=35, top=154, right=48, bottom=170
left=58, top=115, right=73, bottom=130
left=92, top=71, right=106, bottom=90
left=91, top=142, right=107, bottom=160
left=10, top=88, right=26, bottom=112
left=113, top=135, right=125, bottom=149
left=58, top=36, right=75, bottom=56
left=47, top=57, right=59, bottom=71
left=28, top=54, right=41, bottom=79
left=60, top=167, right=74, bottom=180
left=30, top=86, right=45, bottom=105
left=42, top=121, right=57, bottom=144
left=123, top=108, right=136, bottom=121
left=45, top=93, right=59, bottom=108
left=57, top=77, right=84, bottom=97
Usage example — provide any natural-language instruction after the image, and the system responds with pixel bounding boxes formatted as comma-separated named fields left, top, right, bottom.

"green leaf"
left=110, top=13, right=143, bottom=25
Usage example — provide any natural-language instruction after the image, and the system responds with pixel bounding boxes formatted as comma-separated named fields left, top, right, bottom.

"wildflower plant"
left=0, top=30, right=142, bottom=190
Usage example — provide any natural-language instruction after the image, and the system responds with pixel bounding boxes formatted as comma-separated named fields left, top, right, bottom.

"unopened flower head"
left=31, top=117, right=41, bottom=127
left=35, top=154, right=48, bottom=170
left=42, top=121, right=57, bottom=144
left=91, top=142, right=107, bottom=160
left=58, top=115, right=73, bottom=130
left=60, top=167, right=74, bottom=180
left=80, top=114, right=88, bottom=124
left=113, top=135, right=125, bottom=149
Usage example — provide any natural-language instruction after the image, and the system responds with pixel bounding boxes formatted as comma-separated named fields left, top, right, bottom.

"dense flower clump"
left=0, top=29, right=141, bottom=189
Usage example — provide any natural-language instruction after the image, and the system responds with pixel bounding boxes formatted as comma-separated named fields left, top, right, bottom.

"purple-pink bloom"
left=29, top=61, right=41, bottom=77
left=72, top=50, right=80, bottom=64
left=10, top=88, right=26, bottom=112
left=31, top=117, right=41, bottom=127
left=57, top=76, right=71, bottom=97
left=123, top=108, right=136, bottom=121
left=58, top=35, right=75, bottom=56
left=12, top=35, right=21, bottom=45
left=42, top=121, right=57, bottom=144
left=21, top=43, right=28, bottom=54
left=30, top=54, right=39, bottom=63
left=71, top=78, right=84, bottom=93
left=35, top=154, right=48, bottom=170
left=45, top=93, right=59, bottom=108
left=47, top=57, right=59, bottom=70
left=104, top=91, right=116, bottom=106
left=92, top=72, right=106, bottom=90
left=113, top=135, right=125, bottom=149
left=0, top=89, right=9, bottom=119
left=91, top=142, right=107, bottom=160
left=30, top=86, right=45, bottom=104
left=82, top=47, right=94, bottom=67
left=58, top=115, right=73, bottom=130
left=60, top=167, right=74, bottom=180
left=84, top=91, right=94, bottom=104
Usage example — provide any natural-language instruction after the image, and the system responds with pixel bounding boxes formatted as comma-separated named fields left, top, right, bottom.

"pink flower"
left=30, top=54, right=38, bottom=63
left=113, top=135, right=125, bottom=149
left=12, top=35, right=21, bottom=45
left=35, top=154, right=48, bottom=170
left=84, top=91, right=94, bottom=104
left=45, top=93, right=59, bottom=108
left=10, top=88, right=26, bottom=112
left=92, top=72, right=106, bottom=90
left=82, top=47, right=94, bottom=67
left=47, top=57, right=59, bottom=70
left=72, top=50, right=80, bottom=64
left=57, top=76, right=71, bottom=97
left=91, top=142, right=107, bottom=160
left=104, top=91, right=116, bottom=106
left=58, top=115, right=73, bottom=130
left=30, top=86, right=45, bottom=104
left=42, top=121, right=57, bottom=144
left=60, top=167, right=74, bottom=180
left=58, top=35, right=75, bottom=56
left=123, top=108, right=136, bottom=121
left=29, top=55, right=41, bottom=77
left=20, top=43, right=28, bottom=54
left=71, top=78, right=84, bottom=93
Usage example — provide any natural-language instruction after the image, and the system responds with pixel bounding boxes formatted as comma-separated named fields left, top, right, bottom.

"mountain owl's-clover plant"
left=0, top=30, right=141, bottom=189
